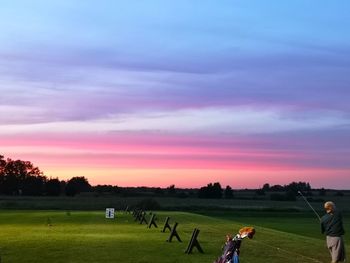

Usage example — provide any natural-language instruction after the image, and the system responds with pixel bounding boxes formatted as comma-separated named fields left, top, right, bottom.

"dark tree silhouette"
left=65, top=176, right=91, bottom=196
left=46, top=178, right=62, bottom=196
left=0, top=157, right=45, bottom=195
left=269, top=184, right=284, bottom=191
left=0, top=154, right=95, bottom=196
left=0, top=155, right=6, bottom=193
left=262, top=181, right=311, bottom=194
left=198, top=182, right=223, bottom=199
left=285, top=181, right=311, bottom=193
left=22, top=175, right=46, bottom=196
left=0, top=155, right=6, bottom=169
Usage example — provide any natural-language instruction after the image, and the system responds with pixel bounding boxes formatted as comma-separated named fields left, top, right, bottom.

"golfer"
left=321, top=201, right=346, bottom=263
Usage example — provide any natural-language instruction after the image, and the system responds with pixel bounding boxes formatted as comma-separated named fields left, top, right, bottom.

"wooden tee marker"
left=148, top=214, right=157, bottom=228
left=185, top=228, right=204, bottom=254
left=134, top=210, right=142, bottom=221
left=139, top=211, right=148, bottom=225
left=161, top=216, right=171, bottom=233
left=167, top=222, right=182, bottom=242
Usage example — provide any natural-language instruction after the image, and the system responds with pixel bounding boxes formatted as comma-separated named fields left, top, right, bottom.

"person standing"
left=321, top=201, right=346, bottom=263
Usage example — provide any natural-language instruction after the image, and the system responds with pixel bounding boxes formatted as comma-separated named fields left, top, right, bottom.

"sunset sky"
left=1, top=1, right=349, bottom=188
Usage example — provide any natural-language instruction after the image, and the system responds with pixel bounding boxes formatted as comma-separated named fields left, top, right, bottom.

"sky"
left=0, top=0, right=349, bottom=189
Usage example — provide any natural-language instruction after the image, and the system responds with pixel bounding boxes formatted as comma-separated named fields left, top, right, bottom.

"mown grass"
left=0, top=210, right=348, bottom=263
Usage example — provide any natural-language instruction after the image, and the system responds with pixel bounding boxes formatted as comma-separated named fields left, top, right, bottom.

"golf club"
left=298, top=191, right=321, bottom=221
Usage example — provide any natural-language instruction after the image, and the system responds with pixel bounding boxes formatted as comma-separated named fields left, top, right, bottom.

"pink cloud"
left=1, top=131, right=349, bottom=189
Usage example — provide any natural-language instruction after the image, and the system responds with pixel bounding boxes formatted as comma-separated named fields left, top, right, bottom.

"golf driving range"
left=0, top=209, right=349, bottom=263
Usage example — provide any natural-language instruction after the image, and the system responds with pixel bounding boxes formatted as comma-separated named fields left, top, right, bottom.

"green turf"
left=0, top=210, right=348, bottom=262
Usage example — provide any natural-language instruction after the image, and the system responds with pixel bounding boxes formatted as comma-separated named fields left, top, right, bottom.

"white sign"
left=105, top=208, right=115, bottom=219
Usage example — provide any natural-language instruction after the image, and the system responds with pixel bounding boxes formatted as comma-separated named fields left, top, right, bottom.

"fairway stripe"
left=250, top=239, right=323, bottom=263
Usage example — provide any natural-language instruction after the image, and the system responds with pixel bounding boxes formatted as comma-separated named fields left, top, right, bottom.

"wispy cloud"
left=0, top=106, right=348, bottom=134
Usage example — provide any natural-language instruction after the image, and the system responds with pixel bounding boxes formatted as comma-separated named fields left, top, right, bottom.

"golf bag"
left=214, top=227, right=255, bottom=263
left=214, top=236, right=241, bottom=263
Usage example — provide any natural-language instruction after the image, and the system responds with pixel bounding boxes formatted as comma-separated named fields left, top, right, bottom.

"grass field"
left=0, top=210, right=349, bottom=263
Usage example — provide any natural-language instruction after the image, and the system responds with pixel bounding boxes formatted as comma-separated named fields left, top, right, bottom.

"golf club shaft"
left=298, top=191, right=321, bottom=221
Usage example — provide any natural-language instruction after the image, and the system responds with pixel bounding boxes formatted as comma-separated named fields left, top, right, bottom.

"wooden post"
left=148, top=214, right=158, bottom=228
left=161, top=216, right=172, bottom=233
left=167, top=222, right=182, bottom=242
left=185, top=228, right=204, bottom=254
left=139, top=211, right=148, bottom=225
left=135, top=210, right=142, bottom=221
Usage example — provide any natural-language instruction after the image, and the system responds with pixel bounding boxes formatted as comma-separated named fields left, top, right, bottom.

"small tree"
left=65, top=177, right=91, bottom=196
left=198, top=182, right=223, bottom=199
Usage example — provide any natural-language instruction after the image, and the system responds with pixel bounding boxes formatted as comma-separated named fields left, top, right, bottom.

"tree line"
left=196, top=181, right=315, bottom=200
left=0, top=155, right=90, bottom=196
left=1, top=154, right=330, bottom=199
